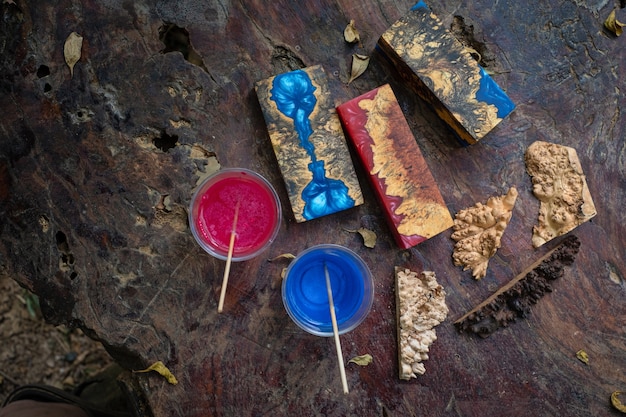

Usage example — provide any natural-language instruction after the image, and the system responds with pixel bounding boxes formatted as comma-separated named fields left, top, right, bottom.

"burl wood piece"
left=395, top=267, right=448, bottom=380
left=255, top=65, right=363, bottom=222
left=336, top=84, right=453, bottom=249
left=451, top=187, right=518, bottom=279
left=525, top=141, right=597, bottom=247
left=378, top=1, right=515, bottom=145
left=455, top=235, right=581, bottom=338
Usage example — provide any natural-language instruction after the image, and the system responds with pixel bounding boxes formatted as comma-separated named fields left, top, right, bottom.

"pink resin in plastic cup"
left=189, top=168, right=282, bottom=261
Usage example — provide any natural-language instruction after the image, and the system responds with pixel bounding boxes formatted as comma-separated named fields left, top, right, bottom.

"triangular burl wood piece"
left=451, top=187, right=518, bottom=279
left=525, top=141, right=596, bottom=247
left=454, top=235, right=580, bottom=338
left=395, top=267, right=448, bottom=380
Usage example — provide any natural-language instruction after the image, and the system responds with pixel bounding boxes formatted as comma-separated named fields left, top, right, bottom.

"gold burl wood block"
left=525, top=141, right=596, bottom=247
left=255, top=65, right=363, bottom=222
left=337, top=84, right=453, bottom=249
left=378, top=1, right=515, bottom=145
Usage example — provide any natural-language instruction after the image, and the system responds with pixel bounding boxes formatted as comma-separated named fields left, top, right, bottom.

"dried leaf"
left=348, top=354, right=373, bottom=366
left=64, top=32, right=83, bottom=78
left=280, top=267, right=287, bottom=279
left=344, top=20, right=360, bottom=44
left=348, top=54, right=369, bottom=84
left=344, top=227, right=377, bottom=248
left=358, top=228, right=376, bottom=248
left=133, top=361, right=178, bottom=385
left=269, top=253, right=296, bottom=262
left=605, top=9, right=625, bottom=36
left=575, top=349, right=589, bottom=365
left=612, top=391, right=626, bottom=413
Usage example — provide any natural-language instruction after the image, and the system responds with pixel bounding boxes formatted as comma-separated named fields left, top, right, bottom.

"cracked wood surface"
left=1, top=1, right=625, bottom=416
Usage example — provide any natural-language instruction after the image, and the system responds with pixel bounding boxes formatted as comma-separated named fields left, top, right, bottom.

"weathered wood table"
left=1, top=1, right=625, bottom=416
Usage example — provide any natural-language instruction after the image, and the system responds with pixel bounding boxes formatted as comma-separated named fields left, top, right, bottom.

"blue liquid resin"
left=283, top=247, right=371, bottom=335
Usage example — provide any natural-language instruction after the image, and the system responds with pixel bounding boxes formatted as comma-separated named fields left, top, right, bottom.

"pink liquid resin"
left=193, top=172, right=280, bottom=259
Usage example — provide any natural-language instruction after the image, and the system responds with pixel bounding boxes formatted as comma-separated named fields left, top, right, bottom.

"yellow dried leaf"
left=358, top=227, right=376, bottom=248
left=64, top=32, right=83, bottom=78
left=611, top=391, right=626, bottom=413
left=133, top=361, right=178, bottom=385
left=344, top=227, right=377, bottom=248
left=575, top=349, right=589, bottom=365
left=280, top=267, right=287, bottom=279
left=348, top=54, right=369, bottom=84
left=348, top=354, right=373, bottom=366
left=344, top=20, right=360, bottom=44
left=605, top=9, right=625, bottom=36
left=269, top=253, right=296, bottom=262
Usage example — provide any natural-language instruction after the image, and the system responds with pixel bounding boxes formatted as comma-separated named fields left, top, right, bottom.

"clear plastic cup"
left=189, top=168, right=282, bottom=261
left=282, top=244, right=374, bottom=336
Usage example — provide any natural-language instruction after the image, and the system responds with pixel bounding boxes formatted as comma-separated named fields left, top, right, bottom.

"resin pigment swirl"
left=271, top=70, right=355, bottom=220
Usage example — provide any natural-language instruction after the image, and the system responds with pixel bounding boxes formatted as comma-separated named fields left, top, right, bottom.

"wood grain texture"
left=378, top=2, right=515, bottom=145
left=337, top=84, right=453, bottom=249
left=255, top=65, right=363, bottom=222
left=0, top=1, right=624, bottom=416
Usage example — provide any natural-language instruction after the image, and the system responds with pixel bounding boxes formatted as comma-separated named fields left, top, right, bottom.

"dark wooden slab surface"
left=1, top=1, right=625, bottom=416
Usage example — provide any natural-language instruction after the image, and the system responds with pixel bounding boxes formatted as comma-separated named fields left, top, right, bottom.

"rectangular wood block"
left=377, top=1, right=515, bottom=145
left=337, top=84, right=454, bottom=249
left=255, top=65, right=364, bottom=222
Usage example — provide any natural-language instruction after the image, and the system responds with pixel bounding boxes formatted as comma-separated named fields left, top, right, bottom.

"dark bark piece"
left=454, top=235, right=581, bottom=337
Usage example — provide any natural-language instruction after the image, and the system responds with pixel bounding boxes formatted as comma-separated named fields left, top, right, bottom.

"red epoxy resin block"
left=337, top=84, right=453, bottom=249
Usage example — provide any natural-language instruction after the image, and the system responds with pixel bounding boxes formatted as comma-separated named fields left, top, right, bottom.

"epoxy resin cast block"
left=337, top=84, right=453, bottom=249
left=256, top=65, right=363, bottom=222
left=378, top=1, right=515, bottom=145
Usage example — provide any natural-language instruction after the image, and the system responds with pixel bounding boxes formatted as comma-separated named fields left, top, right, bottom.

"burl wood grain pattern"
left=378, top=1, right=515, bottom=145
left=1, top=0, right=624, bottom=416
left=525, top=141, right=597, bottom=247
left=337, top=84, right=453, bottom=248
left=256, top=65, right=363, bottom=222
left=395, top=267, right=448, bottom=379
left=451, top=187, right=518, bottom=279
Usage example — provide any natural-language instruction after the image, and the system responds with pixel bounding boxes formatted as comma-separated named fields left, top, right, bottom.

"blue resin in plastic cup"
left=282, top=244, right=374, bottom=336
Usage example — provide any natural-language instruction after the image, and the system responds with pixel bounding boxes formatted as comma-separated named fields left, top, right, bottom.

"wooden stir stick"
left=324, top=263, right=349, bottom=394
left=218, top=199, right=241, bottom=313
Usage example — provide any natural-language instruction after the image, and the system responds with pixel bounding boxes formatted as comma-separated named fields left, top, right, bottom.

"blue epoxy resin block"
left=255, top=65, right=363, bottom=222
left=378, top=2, right=515, bottom=145
left=282, top=244, right=374, bottom=336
